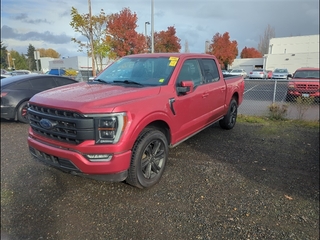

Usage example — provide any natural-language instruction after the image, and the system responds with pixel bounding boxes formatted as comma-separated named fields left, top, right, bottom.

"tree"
left=8, top=50, right=28, bottom=70
left=258, top=24, right=275, bottom=55
left=37, top=48, right=60, bottom=58
left=27, top=44, right=36, bottom=71
left=106, top=7, right=146, bottom=58
left=240, top=47, right=262, bottom=58
left=207, top=32, right=238, bottom=69
left=1, top=41, right=8, bottom=69
left=154, top=26, right=181, bottom=53
left=70, top=7, right=109, bottom=74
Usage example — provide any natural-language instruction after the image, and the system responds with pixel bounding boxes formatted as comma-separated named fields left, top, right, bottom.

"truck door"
left=172, top=59, right=211, bottom=142
left=199, top=58, right=226, bottom=121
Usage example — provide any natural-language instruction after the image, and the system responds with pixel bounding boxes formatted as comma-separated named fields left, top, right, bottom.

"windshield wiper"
left=93, top=78, right=107, bottom=83
left=113, top=80, right=144, bottom=86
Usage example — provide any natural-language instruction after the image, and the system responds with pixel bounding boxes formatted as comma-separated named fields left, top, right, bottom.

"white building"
left=40, top=56, right=112, bottom=73
left=230, top=34, right=319, bottom=74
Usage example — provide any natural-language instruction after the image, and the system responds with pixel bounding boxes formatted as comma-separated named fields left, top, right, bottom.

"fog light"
left=85, top=154, right=112, bottom=162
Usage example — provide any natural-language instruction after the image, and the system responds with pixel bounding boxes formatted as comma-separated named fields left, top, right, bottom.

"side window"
left=177, top=59, right=203, bottom=87
left=201, top=59, right=220, bottom=83
left=30, top=76, right=58, bottom=91
left=54, top=77, right=76, bottom=86
left=10, top=80, right=32, bottom=90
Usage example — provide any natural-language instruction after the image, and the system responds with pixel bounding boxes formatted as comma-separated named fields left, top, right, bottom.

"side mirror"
left=287, top=74, right=292, bottom=79
left=177, top=80, right=194, bottom=94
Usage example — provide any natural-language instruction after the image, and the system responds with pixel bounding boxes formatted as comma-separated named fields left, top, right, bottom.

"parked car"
left=286, top=67, right=320, bottom=102
left=229, top=69, right=247, bottom=78
left=266, top=70, right=273, bottom=79
left=272, top=68, right=289, bottom=79
left=1, top=74, right=78, bottom=123
left=248, top=69, right=267, bottom=79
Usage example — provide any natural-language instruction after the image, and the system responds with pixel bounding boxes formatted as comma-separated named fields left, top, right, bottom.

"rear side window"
left=201, top=59, right=220, bottom=83
left=30, top=76, right=58, bottom=91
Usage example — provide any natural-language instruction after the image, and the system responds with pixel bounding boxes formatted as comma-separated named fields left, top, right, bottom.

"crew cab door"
left=199, top=58, right=226, bottom=121
left=171, top=59, right=213, bottom=143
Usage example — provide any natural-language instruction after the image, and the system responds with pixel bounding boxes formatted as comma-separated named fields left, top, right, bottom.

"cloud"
left=13, top=13, right=51, bottom=24
left=1, top=25, right=72, bottom=44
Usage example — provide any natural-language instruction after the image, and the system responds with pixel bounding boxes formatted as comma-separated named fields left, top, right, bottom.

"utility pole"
left=145, top=21, right=150, bottom=52
left=7, top=52, right=11, bottom=69
left=151, top=0, right=154, bottom=53
left=88, top=0, right=96, bottom=77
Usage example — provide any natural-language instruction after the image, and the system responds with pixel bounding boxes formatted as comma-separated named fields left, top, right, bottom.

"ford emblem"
left=39, top=119, right=57, bottom=130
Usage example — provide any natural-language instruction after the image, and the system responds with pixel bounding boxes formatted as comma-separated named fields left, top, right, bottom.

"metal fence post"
left=272, top=79, right=277, bottom=103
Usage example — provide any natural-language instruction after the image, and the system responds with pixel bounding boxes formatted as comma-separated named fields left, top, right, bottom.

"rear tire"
left=219, top=99, right=238, bottom=130
left=126, top=128, right=168, bottom=189
left=17, top=101, right=29, bottom=123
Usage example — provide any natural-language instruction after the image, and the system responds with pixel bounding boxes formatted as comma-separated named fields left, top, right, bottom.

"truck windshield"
left=94, top=57, right=177, bottom=86
left=293, top=70, right=319, bottom=79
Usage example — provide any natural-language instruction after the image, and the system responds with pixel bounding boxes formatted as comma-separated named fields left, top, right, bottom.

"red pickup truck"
left=27, top=53, right=244, bottom=189
left=286, top=67, right=320, bottom=103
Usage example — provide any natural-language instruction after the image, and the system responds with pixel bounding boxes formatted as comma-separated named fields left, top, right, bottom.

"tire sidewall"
left=131, top=130, right=168, bottom=188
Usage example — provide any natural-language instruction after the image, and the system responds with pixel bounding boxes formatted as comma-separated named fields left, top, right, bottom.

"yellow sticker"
left=159, top=78, right=165, bottom=83
left=169, top=60, right=177, bottom=66
left=169, top=57, right=179, bottom=61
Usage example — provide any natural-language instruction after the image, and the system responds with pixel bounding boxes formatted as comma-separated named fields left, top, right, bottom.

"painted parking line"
left=244, top=84, right=259, bottom=94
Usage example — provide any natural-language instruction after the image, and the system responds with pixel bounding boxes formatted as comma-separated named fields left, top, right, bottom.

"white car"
left=229, top=69, right=247, bottom=78
left=272, top=68, right=289, bottom=79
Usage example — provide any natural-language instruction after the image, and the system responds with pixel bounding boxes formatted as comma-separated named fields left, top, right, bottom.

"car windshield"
left=293, top=70, right=319, bottom=79
left=95, top=57, right=177, bottom=86
left=274, top=69, right=288, bottom=73
left=252, top=70, right=263, bottom=72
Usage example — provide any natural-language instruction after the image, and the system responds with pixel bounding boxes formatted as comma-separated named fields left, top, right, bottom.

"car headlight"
left=94, top=113, right=128, bottom=144
left=288, top=84, right=295, bottom=88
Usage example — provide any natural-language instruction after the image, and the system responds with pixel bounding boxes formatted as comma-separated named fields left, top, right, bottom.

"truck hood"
left=30, top=82, right=161, bottom=113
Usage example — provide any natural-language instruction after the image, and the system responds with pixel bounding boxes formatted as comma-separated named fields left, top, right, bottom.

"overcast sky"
left=1, top=0, right=319, bottom=58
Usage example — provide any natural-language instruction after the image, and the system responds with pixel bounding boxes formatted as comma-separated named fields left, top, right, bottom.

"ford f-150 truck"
left=286, top=67, right=320, bottom=103
left=27, top=53, right=245, bottom=189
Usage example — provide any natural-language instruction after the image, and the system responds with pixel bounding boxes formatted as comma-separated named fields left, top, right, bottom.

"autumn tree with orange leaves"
left=240, top=47, right=262, bottom=58
left=154, top=26, right=181, bottom=53
left=106, top=7, right=147, bottom=58
left=207, top=32, right=238, bottom=70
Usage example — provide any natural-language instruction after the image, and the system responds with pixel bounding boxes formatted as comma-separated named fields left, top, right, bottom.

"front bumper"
left=287, top=90, right=320, bottom=98
left=28, top=132, right=132, bottom=182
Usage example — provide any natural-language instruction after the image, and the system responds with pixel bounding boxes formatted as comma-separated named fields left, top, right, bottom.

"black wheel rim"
left=229, top=103, right=237, bottom=125
left=140, top=139, right=165, bottom=179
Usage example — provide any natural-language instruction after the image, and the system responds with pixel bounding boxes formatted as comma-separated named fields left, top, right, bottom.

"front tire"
left=126, top=129, right=168, bottom=189
left=17, top=101, right=29, bottom=123
left=219, top=99, right=238, bottom=130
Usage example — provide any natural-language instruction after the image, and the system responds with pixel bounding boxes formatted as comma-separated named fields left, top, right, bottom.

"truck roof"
left=295, top=67, right=319, bottom=71
left=123, top=53, right=214, bottom=59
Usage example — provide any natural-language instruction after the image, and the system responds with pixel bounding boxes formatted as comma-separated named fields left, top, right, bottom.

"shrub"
left=268, top=103, right=288, bottom=120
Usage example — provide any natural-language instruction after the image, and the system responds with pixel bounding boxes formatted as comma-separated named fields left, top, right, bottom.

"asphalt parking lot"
left=1, top=119, right=319, bottom=240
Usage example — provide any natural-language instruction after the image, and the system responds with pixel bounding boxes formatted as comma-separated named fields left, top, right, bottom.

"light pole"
left=145, top=21, right=150, bottom=52
left=7, top=52, right=11, bottom=69
left=151, top=0, right=154, bottom=53
left=12, top=58, right=16, bottom=70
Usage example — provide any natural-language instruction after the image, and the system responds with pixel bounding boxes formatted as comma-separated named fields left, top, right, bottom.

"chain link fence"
left=238, top=79, right=319, bottom=121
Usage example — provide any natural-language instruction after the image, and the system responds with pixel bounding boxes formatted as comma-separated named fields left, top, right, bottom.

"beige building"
left=230, top=34, right=319, bottom=74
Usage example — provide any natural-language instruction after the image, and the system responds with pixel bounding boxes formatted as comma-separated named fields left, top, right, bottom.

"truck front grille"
left=296, top=84, right=319, bottom=91
left=28, top=104, right=95, bottom=145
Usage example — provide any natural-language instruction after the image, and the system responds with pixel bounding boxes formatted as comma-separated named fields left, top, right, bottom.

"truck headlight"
left=94, top=113, right=128, bottom=144
left=288, top=84, right=295, bottom=89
